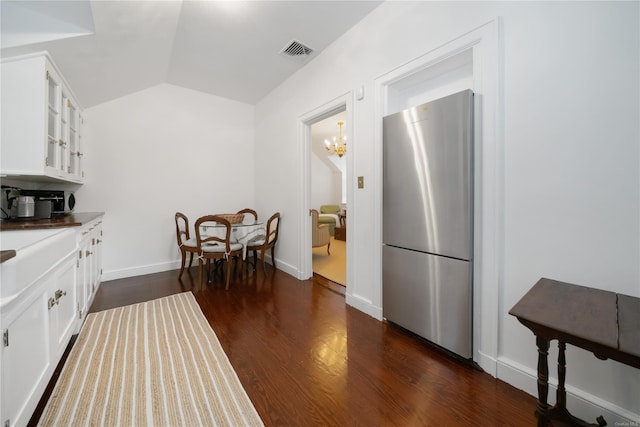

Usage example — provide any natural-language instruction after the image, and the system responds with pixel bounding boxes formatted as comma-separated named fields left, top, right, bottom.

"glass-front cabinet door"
left=59, top=93, right=70, bottom=176
left=67, top=99, right=83, bottom=179
left=45, top=65, right=84, bottom=181
left=1, top=52, right=84, bottom=183
left=46, top=67, right=62, bottom=176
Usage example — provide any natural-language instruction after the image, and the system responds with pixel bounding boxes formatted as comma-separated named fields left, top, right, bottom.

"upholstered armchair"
left=310, top=209, right=331, bottom=254
left=318, top=204, right=340, bottom=236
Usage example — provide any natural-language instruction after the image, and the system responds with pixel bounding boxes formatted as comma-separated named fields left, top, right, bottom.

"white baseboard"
left=103, top=256, right=299, bottom=283
left=267, top=256, right=298, bottom=279
left=103, top=260, right=180, bottom=281
left=497, top=356, right=639, bottom=425
left=346, top=293, right=383, bottom=320
left=475, top=349, right=497, bottom=377
left=109, top=259, right=383, bottom=321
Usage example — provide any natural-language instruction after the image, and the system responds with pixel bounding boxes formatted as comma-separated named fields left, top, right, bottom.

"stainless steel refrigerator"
left=382, top=89, right=474, bottom=359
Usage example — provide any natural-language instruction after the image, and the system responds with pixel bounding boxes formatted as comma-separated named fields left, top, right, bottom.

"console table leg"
left=536, top=336, right=550, bottom=427
left=557, top=341, right=567, bottom=409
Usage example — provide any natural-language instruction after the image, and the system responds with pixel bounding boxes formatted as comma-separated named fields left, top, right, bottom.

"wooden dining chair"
left=237, top=208, right=258, bottom=223
left=246, top=212, right=280, bottom=272
left=175, top=212, right=198, bottom=279
left=195, top=215, right=244, bottom=290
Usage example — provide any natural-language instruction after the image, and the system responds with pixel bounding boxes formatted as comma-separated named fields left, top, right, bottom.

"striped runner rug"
left=38, top=292, right=264, bottom=426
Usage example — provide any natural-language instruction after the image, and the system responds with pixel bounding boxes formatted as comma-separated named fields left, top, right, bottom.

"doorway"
left=310, top=111, right=347, bottom=287
left=297, top=92, right=353, bottom=291
left=372, top=19, right=502, bottom=368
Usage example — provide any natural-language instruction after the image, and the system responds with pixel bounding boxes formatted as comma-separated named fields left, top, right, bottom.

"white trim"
left=497, top=357, right=640, bottom=425
left=269, top=258, right=298, bottom=279
left=297, top=92, right=353, bottom=286
left=248, top=253, right=298, bottom=279
left=373, top=18, right=503, bottom=375
left=102, top=254, right=295, bottom=282
left=475, top=350, right=498, bottom=377
left=102, top=260, right=180, bottom=281
left=346, top=293, right=382, bottom=320
left=296, top=117, right=312, bottom=280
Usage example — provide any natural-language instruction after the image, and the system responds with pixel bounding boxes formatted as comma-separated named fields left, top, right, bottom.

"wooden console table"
left=509, top=278, right=640, bottom=427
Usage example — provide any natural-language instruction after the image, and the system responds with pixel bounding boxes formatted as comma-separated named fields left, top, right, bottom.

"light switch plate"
left=357, top=176, right=364, bottom=188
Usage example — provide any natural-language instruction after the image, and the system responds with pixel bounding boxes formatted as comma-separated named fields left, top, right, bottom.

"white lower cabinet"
left=1, top=217, right=103, bottom=426
left=0, top=250, right=76, bottom=427
left=76, top=218, right=103, bottom=326
left=49, top=256, right=77, bottom=361
left=1, top=291, right=50, bottom=427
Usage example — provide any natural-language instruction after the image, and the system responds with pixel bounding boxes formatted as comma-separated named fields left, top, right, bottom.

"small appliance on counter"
left=16, top=196, right=35, bottom=218
left=1, top=187, right=34, bottom=219
left=20, top=190, right=75, bottom=216
left=34, top=200, right=53, bottom=219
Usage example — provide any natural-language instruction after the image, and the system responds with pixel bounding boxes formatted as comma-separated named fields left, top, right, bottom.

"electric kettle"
left=17, top=196, right=35, bottom=218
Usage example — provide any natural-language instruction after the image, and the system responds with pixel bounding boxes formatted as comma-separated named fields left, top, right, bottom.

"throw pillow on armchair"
left=318, top=204, right=340, bottom=236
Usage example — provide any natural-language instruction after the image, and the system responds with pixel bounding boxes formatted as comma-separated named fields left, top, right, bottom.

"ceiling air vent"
left=280, top=39, right=314, bottom=58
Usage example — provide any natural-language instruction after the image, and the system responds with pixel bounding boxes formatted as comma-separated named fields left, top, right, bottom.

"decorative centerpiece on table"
left=218, top=213, right=245, bottom=224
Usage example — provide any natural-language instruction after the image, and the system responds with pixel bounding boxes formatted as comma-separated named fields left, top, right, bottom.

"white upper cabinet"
left=1, top=52, right=84, bottom=184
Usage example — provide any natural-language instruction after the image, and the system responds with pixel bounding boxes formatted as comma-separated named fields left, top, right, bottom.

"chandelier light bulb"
left=324, top=121, right=347, bottom=158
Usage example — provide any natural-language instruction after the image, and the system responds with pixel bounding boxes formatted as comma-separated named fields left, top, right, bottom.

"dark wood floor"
left=34, top=263, right=539, bottom=426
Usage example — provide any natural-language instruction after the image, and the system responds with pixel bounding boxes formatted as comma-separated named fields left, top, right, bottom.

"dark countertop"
left=1, top=250, right=16, bottom=263
left=0, top=212, right=104, bottom=264
left=0, top=212, right=104, bottom=231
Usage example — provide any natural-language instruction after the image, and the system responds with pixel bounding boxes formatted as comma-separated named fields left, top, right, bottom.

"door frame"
left=297, top=92, right=353, bottom=285
left=373, top=18, right=502, bottom=374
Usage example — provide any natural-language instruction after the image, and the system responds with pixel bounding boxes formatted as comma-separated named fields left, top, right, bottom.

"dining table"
left=199, top=219, right=265, bottom=260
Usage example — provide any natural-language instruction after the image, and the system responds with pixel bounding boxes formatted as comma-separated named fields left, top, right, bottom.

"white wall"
left=310, top=153, right=340, bottom=210
left=254, top=1, right=639, bottom=423
left=76, top=83, right=255, bottom=279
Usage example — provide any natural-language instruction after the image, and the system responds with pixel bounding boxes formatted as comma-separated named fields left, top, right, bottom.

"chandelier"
left=325, top=121, right=347, bottom=158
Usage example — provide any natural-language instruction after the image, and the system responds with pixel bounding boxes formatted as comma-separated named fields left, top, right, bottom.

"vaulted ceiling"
left=0, top=1, right=382, bottom=108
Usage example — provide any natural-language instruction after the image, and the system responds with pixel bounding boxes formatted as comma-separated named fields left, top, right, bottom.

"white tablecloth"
left=200, top=221, right=265, bottom=259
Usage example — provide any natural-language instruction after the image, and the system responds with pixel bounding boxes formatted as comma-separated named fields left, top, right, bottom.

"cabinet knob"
left=48, top=297, right=58, bottom=309
left=85, top=250, right=93, bottom=257
left=55, top=289, right=67, bottom=300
